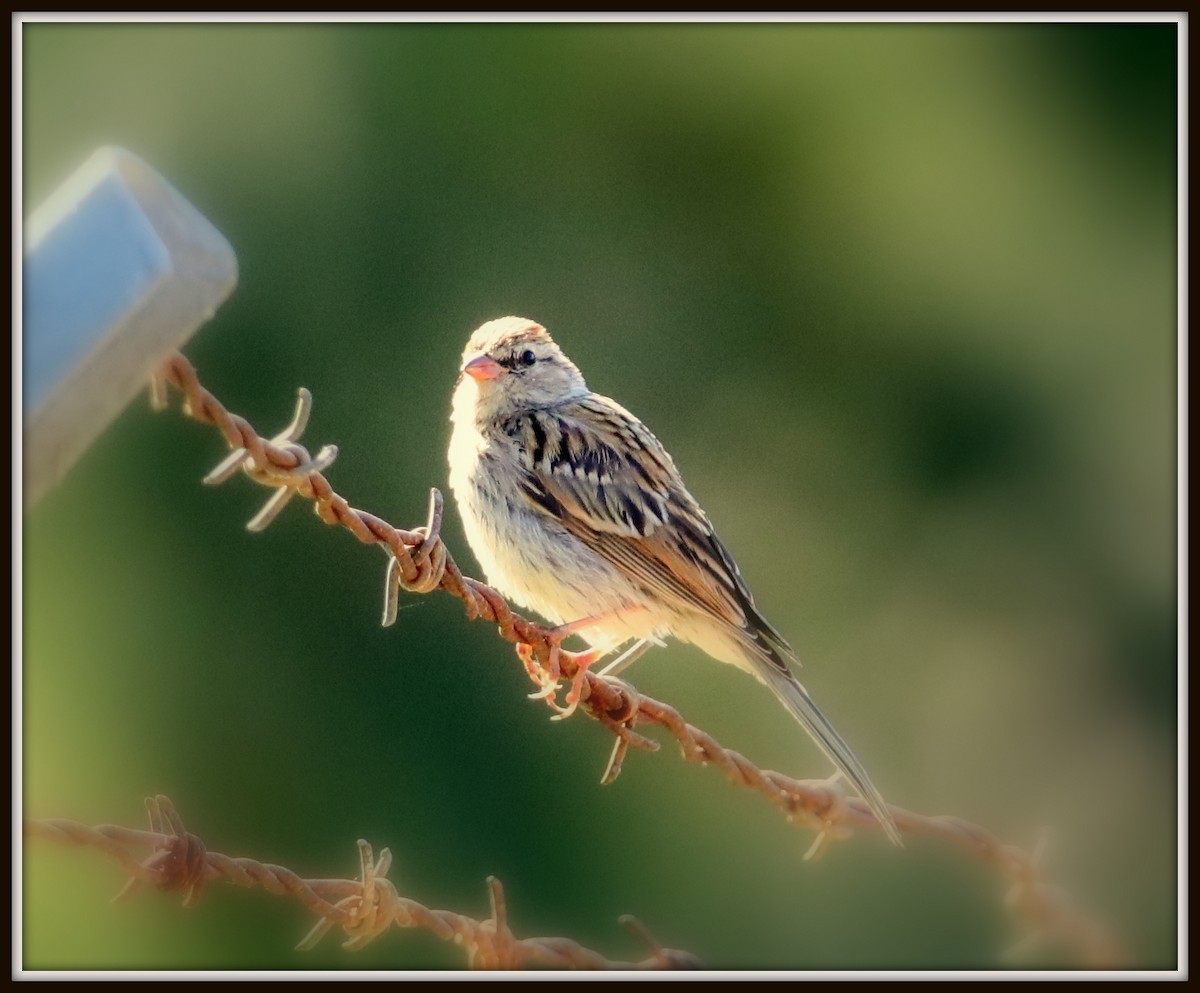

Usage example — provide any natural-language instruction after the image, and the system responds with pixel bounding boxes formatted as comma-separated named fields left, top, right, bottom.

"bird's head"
left=453, top=317, right=588, bottom=423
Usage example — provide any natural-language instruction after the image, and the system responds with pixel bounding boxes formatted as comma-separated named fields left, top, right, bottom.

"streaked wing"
left=503, top=395, right=790, bottom=659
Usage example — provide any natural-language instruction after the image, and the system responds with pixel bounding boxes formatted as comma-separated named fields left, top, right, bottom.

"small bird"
left=448, top=316, right=900, bottom=844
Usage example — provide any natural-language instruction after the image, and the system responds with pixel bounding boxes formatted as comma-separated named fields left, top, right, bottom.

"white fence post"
left=23, top=146, right=238, bottom=504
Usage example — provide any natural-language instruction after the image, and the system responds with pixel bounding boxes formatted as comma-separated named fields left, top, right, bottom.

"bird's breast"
left=447, top=421, right=665, bottom=644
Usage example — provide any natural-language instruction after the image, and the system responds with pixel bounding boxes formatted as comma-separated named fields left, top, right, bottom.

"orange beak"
left=462, top=355, right=504, bottom=381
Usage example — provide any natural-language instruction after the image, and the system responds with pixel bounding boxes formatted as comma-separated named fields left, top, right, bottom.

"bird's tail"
left=671, top=581, right=902, bottom=844
left=718, top=606, right=901, bottom=845
left=756, top=660, right=902, bottom=845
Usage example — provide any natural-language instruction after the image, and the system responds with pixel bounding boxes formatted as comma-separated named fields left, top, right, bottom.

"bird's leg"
left=516, top=617, right=606, bottom=704
left=599, top=639, right=652, bottom=678
left=541, top=613, right=611, bottom=721
left=535, top=608, right=653, bottom=721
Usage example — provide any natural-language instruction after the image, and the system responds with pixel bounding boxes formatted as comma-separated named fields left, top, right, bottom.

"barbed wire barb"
left=144, top=350, right=1123, bottom=968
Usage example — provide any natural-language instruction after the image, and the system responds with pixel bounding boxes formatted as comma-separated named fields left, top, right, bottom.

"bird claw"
left=515, top=637, right=601, bottom=720
left=547, top=647, right=602, bottom=721
left=517, top=643, right=560, bottom=701
left=518, top=645, right=565, bottom=704
left=527, top=680, right=560, bottom=701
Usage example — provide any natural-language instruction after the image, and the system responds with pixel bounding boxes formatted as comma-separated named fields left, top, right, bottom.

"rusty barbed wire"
left=146, top=351, right=1122, bottom=967
left=25, top=796, right=696, bottom=970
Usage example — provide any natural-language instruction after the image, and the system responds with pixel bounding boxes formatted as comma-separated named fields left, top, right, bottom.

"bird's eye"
left=519, top=349, right=537, bottom=367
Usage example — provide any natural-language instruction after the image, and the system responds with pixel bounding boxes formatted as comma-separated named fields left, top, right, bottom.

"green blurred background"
left=22, top=21, right=1178, bottom=971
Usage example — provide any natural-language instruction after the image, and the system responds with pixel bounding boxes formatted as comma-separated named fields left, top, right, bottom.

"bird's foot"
left=546, top=645, right=605, bottom=721
left=517, top=618, right=611, bottom=720
left=519, top=611, right=647, bottom=719
left=517, top=643, right=561, bottom=701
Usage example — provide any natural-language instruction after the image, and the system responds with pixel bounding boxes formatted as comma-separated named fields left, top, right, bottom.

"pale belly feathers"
left=448, top=422, right=672, bottom=655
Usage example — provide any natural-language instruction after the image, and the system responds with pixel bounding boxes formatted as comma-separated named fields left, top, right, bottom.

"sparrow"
left=448, top=316, right=900, bottom=844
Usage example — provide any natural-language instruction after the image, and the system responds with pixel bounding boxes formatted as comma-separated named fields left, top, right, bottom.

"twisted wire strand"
left=147, top=351, right=1121, bottom=967
left=24, top=797, right=695, bottom=970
